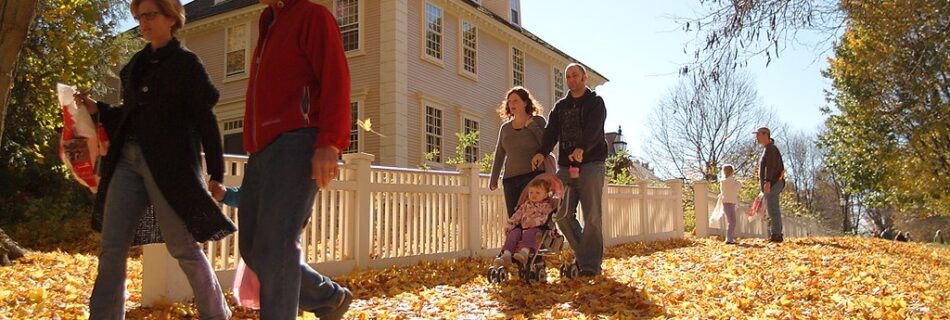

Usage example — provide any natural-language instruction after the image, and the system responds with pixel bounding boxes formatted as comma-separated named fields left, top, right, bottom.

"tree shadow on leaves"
left=334, top=257, right=485, bottom=300
left=487, top=267, right=667, bottom=319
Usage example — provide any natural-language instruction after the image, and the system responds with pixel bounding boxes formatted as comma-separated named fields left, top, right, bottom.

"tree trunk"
left=0, top=0, right=40, bottom=141
left=0, top=226, right=26, bottom=266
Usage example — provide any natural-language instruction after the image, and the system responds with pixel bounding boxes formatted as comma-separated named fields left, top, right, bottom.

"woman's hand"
left=489, top=181, right=498, bottom=191
left=73, top=89, right=98, bottom=115
left=208, top=180, right=225, bottom=201
left=531, top=153, right=545, bottom=170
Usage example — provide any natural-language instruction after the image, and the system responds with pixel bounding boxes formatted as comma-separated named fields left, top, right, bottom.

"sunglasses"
left=134, top=11, right=164, bottom=22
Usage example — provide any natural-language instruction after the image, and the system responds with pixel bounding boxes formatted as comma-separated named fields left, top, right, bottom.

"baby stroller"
left=486, top=173, right=578, bottom=284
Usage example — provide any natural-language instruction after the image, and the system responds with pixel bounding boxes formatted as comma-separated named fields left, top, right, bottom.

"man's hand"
left=208, top=180, right=225, bottom=201
left=312, top=146, right=341, bottom=188
left=568, top=148, right=584, bottom=163
left=489, top=181, right=498, bottom=191
left=531, top=153, right=545, bottom=170
left=764, top=182, right=772, bottom=194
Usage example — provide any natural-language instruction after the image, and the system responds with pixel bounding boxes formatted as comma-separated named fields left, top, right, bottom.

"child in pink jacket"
left=494, top=178, right=555, bottom=267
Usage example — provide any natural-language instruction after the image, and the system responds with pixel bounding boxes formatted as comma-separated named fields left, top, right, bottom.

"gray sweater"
left=490, top=115, right=547, bottom=185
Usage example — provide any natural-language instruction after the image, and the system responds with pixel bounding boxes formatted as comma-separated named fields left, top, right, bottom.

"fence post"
left=602, top=180, right=611, bottom=244
left=638, top=181, right=650, bottom=240
left=344, top=153, right=374, bottom=269
left=142, top=244, right=191, bottom=306
left=666, top=179, right=685, bottom=239
left=457, top=163, right=481, bottom=256
left=693, top=181, right=709, bottom=238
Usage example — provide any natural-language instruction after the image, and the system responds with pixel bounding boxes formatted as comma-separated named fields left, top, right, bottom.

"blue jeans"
left=555, top=161, right=605, bottom=273
left=238, top=128, right=347, bottom=319
left=90, top=142, right=230, bottom=320
left=764, top=180, right=785, bottom=238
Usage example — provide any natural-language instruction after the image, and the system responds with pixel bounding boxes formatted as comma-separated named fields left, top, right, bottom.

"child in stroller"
left=487, top=174, right=569, bottom=284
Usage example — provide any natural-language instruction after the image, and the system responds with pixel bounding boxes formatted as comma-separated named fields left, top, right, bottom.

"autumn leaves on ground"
left=2, top=237, right=948, bottom=319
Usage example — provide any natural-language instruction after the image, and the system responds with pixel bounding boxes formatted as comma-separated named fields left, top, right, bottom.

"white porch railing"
left=692, top=181, right=832, bottom=239
left=142, top=153, right=685, bottom=305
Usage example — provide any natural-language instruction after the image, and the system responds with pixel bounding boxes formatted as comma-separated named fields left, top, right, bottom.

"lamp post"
left=613, top=126, right=627, bottom=155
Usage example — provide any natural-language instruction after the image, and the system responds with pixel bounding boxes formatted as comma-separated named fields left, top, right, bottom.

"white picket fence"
left=692, top=181, right=832, bottom=239
left=142, top=153, right=685, bottom=305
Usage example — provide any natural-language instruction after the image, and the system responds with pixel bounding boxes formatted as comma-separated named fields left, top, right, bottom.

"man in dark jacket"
left=532, top=63, right=608, bottom=277
left=755, top=127, right=785, bottom=242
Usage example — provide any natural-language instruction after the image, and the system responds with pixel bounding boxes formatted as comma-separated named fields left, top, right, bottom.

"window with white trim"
left=463, top=118, right=479, bottom=163
left=461, top=21, right=477, bottom=75
left=226, top=24, right=247, bottom=77
left=222, top=119, right=245, bottom=155
left=512, top=47, right=524, bottom=87
left=345, top=101, right=359, bottom=153
left=335, top=0, right=359, bottom=52
left=554, top=67, right=565, bottom=100
left=424, top=2, right=443, bottom=60
left=425, top=105, right=443, bottom=162
left=510, top=0, right=520, bottom=25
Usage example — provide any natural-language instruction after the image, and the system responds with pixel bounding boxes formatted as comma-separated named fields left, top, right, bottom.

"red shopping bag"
left=57, top=84, right=109, bottom=193
left=747, top=194, right=766, bottom=222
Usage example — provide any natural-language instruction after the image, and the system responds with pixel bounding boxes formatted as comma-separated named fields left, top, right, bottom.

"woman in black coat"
left=76, top=0, right=235, bottom=318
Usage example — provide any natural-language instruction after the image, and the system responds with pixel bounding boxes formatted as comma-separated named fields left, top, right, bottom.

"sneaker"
left=493, top=251, right=512, bottom=267
left=513, top=248, right=531, bottom=265
left=318, top=288, right=353, bottom=320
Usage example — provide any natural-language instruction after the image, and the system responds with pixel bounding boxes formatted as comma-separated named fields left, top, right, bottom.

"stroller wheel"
left=487, top=267, right=497, bottom=283
left=560, top=263, right=578, bottom=279
left=499, top=267, right=509, bottom=282
left=536, top=266, right=547, bottom=283
left=567, top=264, right=579, bottom=279
left=525, top=269, right=537, bottom=284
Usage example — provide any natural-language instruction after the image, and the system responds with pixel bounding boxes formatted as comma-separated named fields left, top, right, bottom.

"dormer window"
left=509, top=0, right=520, bottom=25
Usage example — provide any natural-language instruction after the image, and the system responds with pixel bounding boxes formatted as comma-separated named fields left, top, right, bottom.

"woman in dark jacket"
left=76, top=0, right=235, bottom=318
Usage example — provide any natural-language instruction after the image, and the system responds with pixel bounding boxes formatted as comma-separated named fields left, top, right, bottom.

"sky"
left=122, top=0, right=834, bottom=159
left=520, top=1, right=834, bottom=159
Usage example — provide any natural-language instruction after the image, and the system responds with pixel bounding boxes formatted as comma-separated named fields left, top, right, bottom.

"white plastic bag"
left=747, top=193, right=767, bottom=222
left=57, top=83, right=108, bottom=193
left=709, top=195, right=725, bottom=225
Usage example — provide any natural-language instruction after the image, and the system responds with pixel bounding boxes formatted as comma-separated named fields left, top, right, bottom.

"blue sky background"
left=520, top=1, right=833, bottom=159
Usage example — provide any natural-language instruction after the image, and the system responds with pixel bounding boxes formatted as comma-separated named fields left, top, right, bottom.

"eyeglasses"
left=133, top=11, right=163, bottom=22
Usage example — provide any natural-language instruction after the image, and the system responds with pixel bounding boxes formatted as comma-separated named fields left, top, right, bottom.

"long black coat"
left=92, top=39, right=236, bottom=245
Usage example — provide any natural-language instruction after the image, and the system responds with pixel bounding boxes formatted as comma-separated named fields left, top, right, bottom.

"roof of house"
left=182, top=0, right=608, bottom=82
left=184, top=0, right=260, bottom=23
left=457, top=0, right=608, bottom=82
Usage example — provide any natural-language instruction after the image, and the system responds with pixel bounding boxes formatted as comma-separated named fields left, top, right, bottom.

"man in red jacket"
left=237, top=0, right=353, bottom=318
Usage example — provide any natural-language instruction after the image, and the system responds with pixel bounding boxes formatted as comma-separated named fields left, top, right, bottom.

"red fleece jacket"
left=244, top=0, right=351, bottom=154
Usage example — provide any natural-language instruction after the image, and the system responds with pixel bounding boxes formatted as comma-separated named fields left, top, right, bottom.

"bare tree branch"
left=647, top=66, right=778, bottom=181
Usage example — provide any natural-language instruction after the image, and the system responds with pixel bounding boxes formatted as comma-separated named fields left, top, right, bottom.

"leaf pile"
left=1, top=236, right=948, bottom=319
